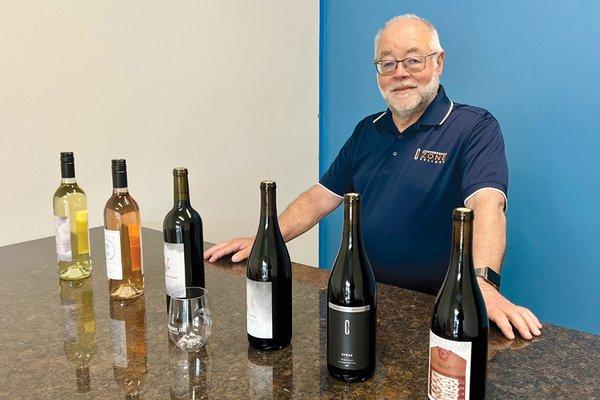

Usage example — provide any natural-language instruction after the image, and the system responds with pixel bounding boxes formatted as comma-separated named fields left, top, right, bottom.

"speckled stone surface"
left=0, top=227, right=598, bottom=399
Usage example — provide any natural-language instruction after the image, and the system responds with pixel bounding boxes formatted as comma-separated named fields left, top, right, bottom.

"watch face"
left=488, top=269, right=501, bottom=285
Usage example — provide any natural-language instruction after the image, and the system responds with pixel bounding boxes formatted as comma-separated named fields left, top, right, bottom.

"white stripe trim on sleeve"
left=318, top=183, right=344, bottom=199
left=464, top=187, right=508, bottom=210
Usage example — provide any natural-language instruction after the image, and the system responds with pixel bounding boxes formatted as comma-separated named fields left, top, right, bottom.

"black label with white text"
left=328, top=302, right=371, bottom=370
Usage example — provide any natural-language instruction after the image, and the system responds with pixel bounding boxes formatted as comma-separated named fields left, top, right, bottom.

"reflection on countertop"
left=0, top=227, right=597, bottom=399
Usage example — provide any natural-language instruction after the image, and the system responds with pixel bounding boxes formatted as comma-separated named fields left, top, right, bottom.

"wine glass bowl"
left=168, top=287, right=212, bottom=352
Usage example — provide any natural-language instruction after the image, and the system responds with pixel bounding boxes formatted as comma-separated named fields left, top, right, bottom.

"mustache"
left=387, top=83, right=418, bottom=91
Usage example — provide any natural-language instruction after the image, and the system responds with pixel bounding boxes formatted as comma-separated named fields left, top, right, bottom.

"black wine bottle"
left=429, top=207, right=488, bottom=400
left=246, top=180, right=292, bottom=351
left=327, top=193, right=377, bottom=382
left=163, top=168, right=205, bottom=309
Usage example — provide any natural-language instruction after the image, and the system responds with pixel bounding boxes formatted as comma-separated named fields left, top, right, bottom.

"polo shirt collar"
left=373, top=85, right=454, bottom=134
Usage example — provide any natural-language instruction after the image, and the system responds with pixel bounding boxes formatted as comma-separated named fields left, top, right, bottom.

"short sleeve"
left=319, top=130, right=357, bottom=197
left=460, top=116, right=509, bottom=205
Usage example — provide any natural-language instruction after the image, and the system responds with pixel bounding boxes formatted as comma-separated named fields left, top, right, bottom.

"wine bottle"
left=104, top=159, right=144, bottom=300
left=327, top=193, right=377, bottom=382
left=163, top=167, right=205, bottom=309
left=246, top=180, right=292, bottom=351
left=53, top=152, right=92, bottom=280
left=110, top=295, right=148, bottom=400
left=59, top=277, right=96, bottom=393
left=429, top=207, right=488, bottom=400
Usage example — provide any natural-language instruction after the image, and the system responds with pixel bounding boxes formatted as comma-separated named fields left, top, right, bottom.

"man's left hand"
left=478, top=278, right=543, bottom=340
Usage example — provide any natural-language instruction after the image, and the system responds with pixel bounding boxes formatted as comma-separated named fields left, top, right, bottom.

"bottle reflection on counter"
left=169, top=341, right=209, bottom=399
left=110, top=295, right=148, bottom=399
left=246, top=344, right=294, bottom=399
left=59, top=277, right=96, bottom=393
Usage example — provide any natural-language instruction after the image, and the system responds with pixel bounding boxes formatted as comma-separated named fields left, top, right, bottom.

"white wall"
left=0, top=1, right=319, bottom=266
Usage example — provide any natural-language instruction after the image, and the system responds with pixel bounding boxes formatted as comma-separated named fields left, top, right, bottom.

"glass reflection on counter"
left=110, top=295, right=148, bottom=400
left=247, top=345, right=294, bottom=399
left=59, top=276, right=97, bottom=393
left=169, top=341, right=210, bottom=399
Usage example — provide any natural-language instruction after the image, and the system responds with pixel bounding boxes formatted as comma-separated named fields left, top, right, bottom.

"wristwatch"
left=475, top=268, right=501, bottom=290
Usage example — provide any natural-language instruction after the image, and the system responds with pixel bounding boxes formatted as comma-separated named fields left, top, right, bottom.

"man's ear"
left=435, top=51, right=445, bottom=75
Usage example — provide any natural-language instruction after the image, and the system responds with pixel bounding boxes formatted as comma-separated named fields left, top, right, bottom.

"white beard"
left=379, top=74, right=440, bottom=119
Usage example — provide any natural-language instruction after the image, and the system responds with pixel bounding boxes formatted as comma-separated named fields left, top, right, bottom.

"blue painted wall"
left=319, top=0, right=600, bottom=334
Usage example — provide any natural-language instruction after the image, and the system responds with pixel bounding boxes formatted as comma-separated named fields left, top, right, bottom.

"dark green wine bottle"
left=327, top=193, right=377, bottom=382
left=163, top=168, right=205, bottom=310
left=429, top=207, right=488, bottom=400
left=246, top=181, right=292, bottom=350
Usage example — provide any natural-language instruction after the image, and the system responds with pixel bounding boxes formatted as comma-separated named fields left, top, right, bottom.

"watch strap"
left=475, top=267, right=501, bottom=290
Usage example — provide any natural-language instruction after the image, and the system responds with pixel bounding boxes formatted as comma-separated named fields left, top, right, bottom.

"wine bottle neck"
left=341, top=197, right=361, bottom=251
left=259, top=186, right=278, bottom=229
left=173, top=173, right=190, bottom=205
left=61, top=161, right=75, bottom=179
left=61, top=177, right=76, bottom=184
left=448, top=218, right=474, bottom=282
left=112, top=171, right=128, bottom=190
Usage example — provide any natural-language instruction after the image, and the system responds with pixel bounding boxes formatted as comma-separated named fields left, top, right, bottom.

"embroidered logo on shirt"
left=414, top=148, right=447, bottom=164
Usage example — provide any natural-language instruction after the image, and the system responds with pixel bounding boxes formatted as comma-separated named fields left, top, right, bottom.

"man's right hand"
left=203, top=236, right=255, bottom=263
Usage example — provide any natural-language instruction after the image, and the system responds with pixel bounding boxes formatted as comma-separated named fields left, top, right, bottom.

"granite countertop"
left=0, top=227, right=597, bottom=399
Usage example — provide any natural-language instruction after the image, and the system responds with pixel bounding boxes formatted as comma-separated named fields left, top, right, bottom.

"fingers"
left=519, top=307, right=542, bottom=336
left=506, top=311, right=533, bottom=340
left=523, top=307, right=543, bottom=330
left=491, top=312, right=515, bottom=340
left=205, top=239, right=245, bottom=263
left=231, top=246, right=251, bottom=263
left=204, top=237, right=254, bottom=263
left=203, top=241, right=231, bottom=260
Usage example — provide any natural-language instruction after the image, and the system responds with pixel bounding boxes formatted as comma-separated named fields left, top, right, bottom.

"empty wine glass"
left=168, top=287, right=212, bottom=352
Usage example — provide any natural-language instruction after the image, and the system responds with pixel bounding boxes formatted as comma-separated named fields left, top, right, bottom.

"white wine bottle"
left=104, top=159, right=144, bottom=300
left=53, top=152, right=92, bottom=280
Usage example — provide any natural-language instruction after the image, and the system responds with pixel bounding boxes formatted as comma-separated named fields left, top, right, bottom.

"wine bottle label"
left=164, top=242, right=185, bottom=296
left=327, top=302, right=372, bottom=370
left=246, top=278, right=272, bottom=339
left=111, top=318, right=128, bottom=368
left=75, top=210, right=90, bottom=255
left=128, top=224, right=143, bottom=273
left=428, top=331, right=472, bottom=400
left=54, top=216, right=72, bottom=262
left=104, top=229, right=123, bottom=280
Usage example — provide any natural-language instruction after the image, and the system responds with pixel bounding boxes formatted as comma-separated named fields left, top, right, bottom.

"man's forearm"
left=279, top=184, right=342, bottom=242
left=467, top=190, right=507, bottom=274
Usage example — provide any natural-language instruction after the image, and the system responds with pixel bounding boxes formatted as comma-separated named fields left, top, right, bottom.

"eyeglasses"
left=374, top=52, right=437, bottom=75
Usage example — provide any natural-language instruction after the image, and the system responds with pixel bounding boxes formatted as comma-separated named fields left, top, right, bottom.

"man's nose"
left=392, top=62, right=411, bottom=79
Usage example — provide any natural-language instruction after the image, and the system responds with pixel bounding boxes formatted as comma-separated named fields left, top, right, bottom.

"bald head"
left=374, top=14, right=443, bottom=59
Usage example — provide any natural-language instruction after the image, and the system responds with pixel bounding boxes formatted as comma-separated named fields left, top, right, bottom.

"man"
left=204, top=14, right=542, bottom=340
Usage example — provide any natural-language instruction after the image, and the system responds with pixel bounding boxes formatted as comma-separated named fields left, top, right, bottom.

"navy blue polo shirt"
left=320, top=85, right=508, bottom=294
